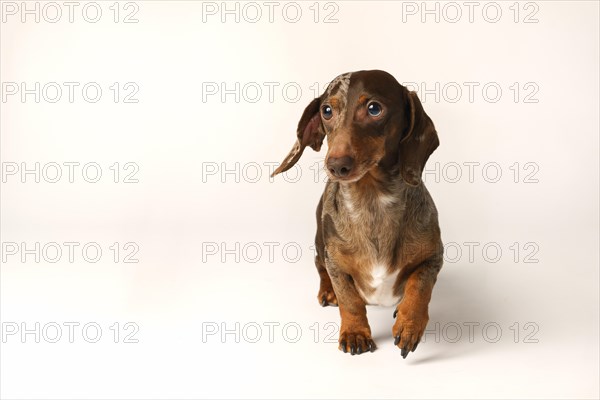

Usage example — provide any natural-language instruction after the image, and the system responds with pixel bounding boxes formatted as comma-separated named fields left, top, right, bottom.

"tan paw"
left=392, top=308, right=428, bottom=359
left=338, top=330, right=376, bottom=355
left=317, top=284, right=338, bottom=307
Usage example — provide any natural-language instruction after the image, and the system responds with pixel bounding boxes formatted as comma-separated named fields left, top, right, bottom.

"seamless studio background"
left=1, top=1, right=599, bottom=399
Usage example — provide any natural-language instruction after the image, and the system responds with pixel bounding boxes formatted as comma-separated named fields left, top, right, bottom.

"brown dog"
left=272, top=70, right=443, bottom=357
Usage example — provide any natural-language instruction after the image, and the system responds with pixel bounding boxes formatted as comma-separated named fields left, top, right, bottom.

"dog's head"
left=271, top=70, right=439, bottom=186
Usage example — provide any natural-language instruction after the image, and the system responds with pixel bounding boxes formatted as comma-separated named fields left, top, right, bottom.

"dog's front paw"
left=317, top=283, right=338, bottom=307
left=338, top=329, right=376, bottom=355
left=392, top=309, right=428, bottom=359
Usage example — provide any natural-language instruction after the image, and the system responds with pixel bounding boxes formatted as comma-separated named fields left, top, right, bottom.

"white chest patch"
left=358, top=264, right=401, bottom=307
left=378, top=193, right=396, bottom=207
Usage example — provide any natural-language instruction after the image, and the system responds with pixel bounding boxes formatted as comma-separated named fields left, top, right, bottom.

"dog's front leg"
left=325, top=258, right=375, bottom=355
left=393, top=261, right=441, bottom=358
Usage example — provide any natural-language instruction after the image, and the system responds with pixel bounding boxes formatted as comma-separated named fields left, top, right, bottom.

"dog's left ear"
left=271, top=96, right=324, bottom=177
left=398, top=91, right=439, bottom=186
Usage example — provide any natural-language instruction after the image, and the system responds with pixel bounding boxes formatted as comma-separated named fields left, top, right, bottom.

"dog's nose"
left=327, top=156, right=354, bottom=178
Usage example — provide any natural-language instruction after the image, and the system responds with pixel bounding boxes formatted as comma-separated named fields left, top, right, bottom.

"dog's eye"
left=367, top=102, right=383, bottom=117
left=322, top=105, right=333, bottom=120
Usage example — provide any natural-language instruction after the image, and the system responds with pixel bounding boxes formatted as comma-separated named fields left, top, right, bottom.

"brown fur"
left=272, top=70, right=443, bottom=357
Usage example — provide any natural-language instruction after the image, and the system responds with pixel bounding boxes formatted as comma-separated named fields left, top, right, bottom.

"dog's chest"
left=339, top=188, right=399, bottom=235
left=358, top=264, right=401, bottom=307
left=337, top=189, right=403, bottom=306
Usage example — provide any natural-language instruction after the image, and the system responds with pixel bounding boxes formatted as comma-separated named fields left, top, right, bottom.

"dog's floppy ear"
left=271, top=96, right=324, bottom=177
left=398, top=91, right=439, bottom=186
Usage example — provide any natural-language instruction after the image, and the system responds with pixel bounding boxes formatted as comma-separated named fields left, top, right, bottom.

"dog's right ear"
left=271, top=96, right=324, bottom=177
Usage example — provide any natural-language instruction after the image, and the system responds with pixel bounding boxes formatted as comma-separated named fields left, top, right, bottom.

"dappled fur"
left=273, top=70, right=443, bottom=357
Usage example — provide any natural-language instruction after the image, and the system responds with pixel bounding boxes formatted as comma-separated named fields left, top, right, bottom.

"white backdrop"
left=1, top=1, right=598, bottom=399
